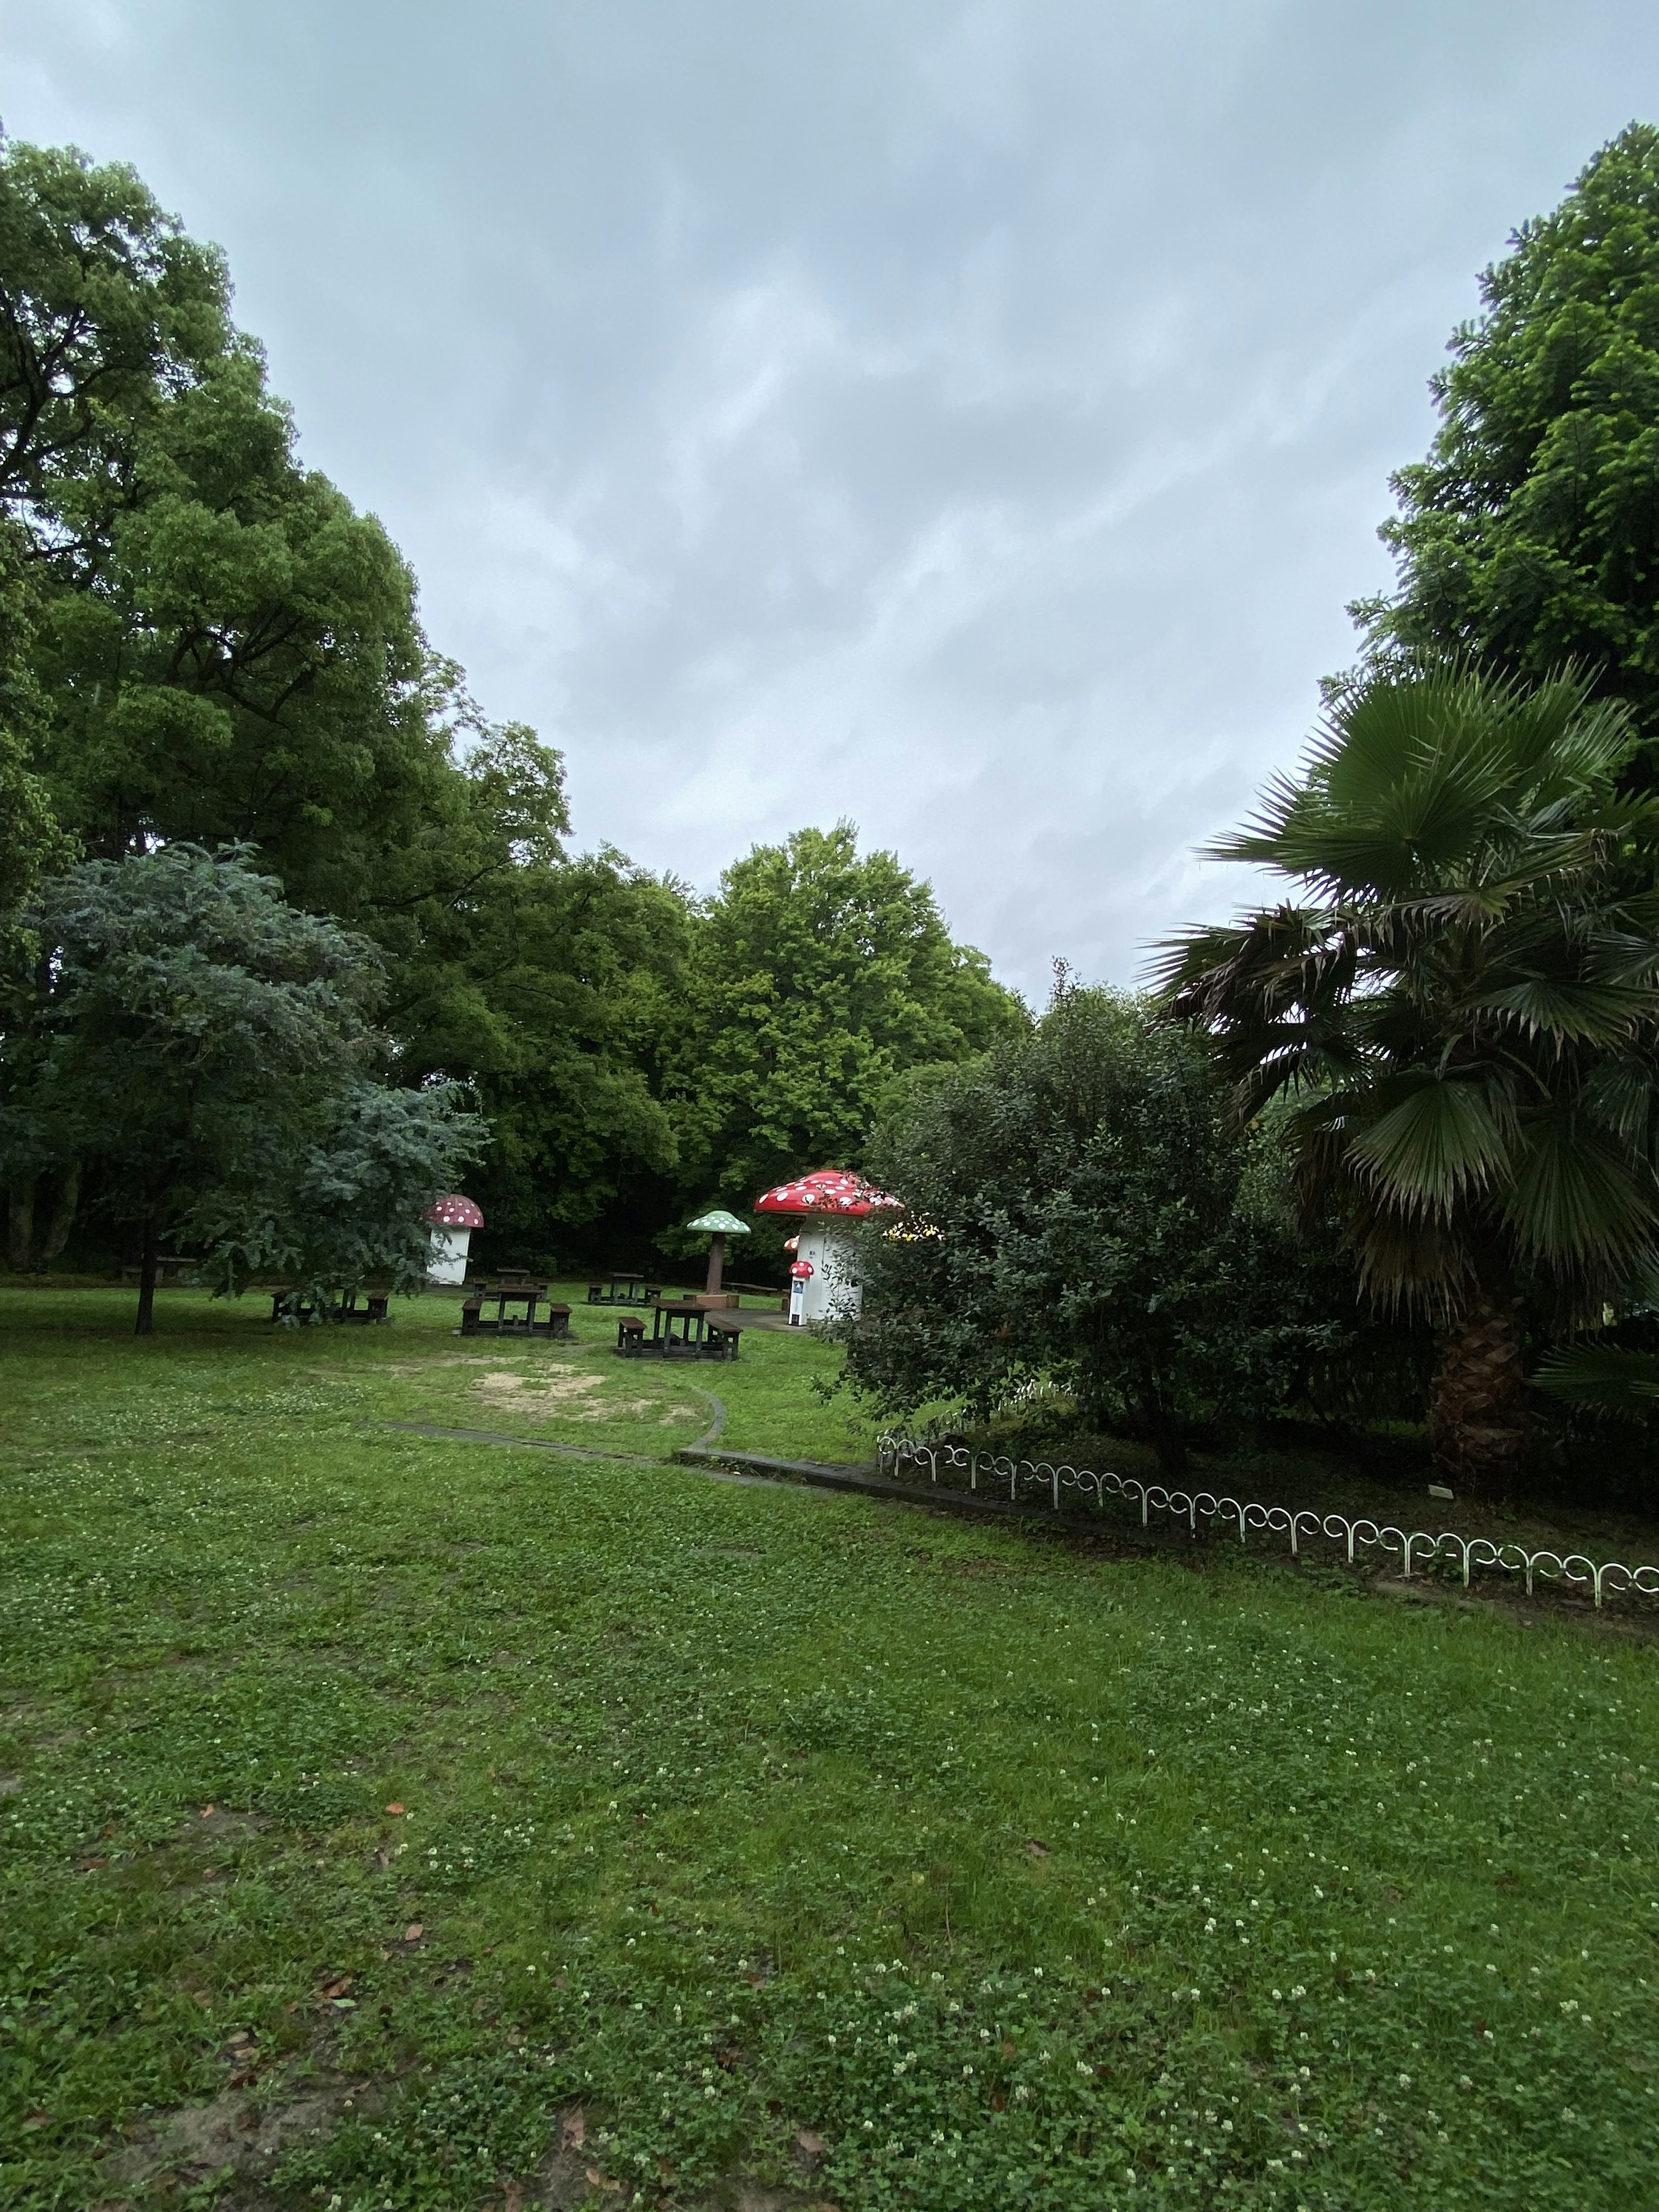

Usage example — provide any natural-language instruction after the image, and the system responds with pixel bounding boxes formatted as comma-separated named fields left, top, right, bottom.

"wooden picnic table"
left=616, top=1294, right=741, bottom=1358
left=586, top=1271, right=660, bottom=1307
left=268, top=1286, right=391, bottom=1325
left=461, top=1280, right=571, bottom=1338
left=651, top=1296, right=709, bottom=1353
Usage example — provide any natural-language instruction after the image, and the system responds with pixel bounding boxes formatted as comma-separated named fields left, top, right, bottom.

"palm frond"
left=1501, top=1116, right=1657, bottom=1274
left=1345, top=1077, right=1515, bottom=1218
left=1470, top=976, right=1651, bottom=1046
left=1532, top=1341, right=1659, bottom=1412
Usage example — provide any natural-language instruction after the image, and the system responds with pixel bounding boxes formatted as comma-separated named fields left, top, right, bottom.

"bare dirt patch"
left=95, top=2077, right=363, bottom=2199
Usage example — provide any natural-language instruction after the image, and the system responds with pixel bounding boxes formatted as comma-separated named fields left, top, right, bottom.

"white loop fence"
left=877, top=1435, right=1659, bottom=1611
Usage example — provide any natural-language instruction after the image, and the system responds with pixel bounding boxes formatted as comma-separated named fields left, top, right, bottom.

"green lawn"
left=3, top=1287, right=1658, bottom=2212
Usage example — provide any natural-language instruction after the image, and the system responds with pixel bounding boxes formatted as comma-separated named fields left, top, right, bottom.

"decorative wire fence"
left=877, top=1435, right=1659, bottom=1612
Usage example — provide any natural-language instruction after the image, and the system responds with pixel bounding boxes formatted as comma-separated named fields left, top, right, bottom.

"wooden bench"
left=722, top=1278, right=791, bottom=1313
left=616, top=1313, right=646, bottom=1355
left=705, top=1313, right=742, bottom=1358
left=121, top=1255, right=197, bottom=1286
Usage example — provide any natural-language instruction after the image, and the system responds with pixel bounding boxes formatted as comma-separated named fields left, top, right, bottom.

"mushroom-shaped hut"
left=423, top=1194, right=484, bottom=1286
left=753, top=1168, right=898, bottom=1326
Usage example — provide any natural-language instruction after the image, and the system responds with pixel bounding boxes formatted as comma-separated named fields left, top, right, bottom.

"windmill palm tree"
left=1155, top=664, right=1659, bottom=1496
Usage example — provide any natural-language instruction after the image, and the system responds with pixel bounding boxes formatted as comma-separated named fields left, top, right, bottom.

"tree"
left=1157, top=664, right=1659, bottom=1496
left=448, top=849, right=693, bottom=1265
left=0, top=137, right=666, bottom=1264
left=0, top=139, right=569, bottom=1055
left=1353, top=124, right=1659, bottom=755
left=4, top=845, right=484, bottom=1331
left=665, top=823, right=1028, bottom=1235
left=839, top=984, right=1336, bottom=1475
left=0, top=138, right=233, bottom=535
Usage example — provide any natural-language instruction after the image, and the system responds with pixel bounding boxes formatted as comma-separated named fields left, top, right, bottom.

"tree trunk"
left=134, top=1213, right=160, bottom=1338
left=6, top=1177, right=36, bottom=1271
left=1430, top=1292, right=1529, bottom=1498
left=1137, top=1380, right=1189, bottom=1481
left=41, top=1161, right=81, bottom=1265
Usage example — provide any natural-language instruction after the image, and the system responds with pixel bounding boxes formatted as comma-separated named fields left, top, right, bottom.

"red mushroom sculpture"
left=753, top=1168, right=897, bottom=1324
left=423, top=1194, right=483, bottom=1286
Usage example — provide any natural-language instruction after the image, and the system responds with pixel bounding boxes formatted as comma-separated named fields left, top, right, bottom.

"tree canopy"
left=1354, top=124, right=1659, bottom=757
left=666, top=823, right=1028, bottom=1220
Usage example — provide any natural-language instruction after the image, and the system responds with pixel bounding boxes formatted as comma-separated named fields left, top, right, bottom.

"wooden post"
left=704, top=1231, right=726, bottom=1295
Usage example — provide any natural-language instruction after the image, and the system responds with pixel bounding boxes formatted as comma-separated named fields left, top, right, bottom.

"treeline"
left=0, top=141, right=1024, bottom=1284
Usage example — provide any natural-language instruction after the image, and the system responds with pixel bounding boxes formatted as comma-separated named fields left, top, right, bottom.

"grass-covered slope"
left=2, top=1289, right=1656, bottom=2210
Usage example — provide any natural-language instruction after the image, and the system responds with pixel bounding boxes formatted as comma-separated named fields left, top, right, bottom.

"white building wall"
left=795, top=1222, right=863, bottom=1324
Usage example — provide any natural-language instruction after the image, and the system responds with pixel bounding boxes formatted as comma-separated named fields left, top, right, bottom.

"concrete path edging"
left=672, top=1442, right=1102, bottom=1530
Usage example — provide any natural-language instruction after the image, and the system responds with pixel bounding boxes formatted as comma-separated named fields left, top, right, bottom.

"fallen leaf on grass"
left=317, top=1974, right=355, bottom=2000
left=385, top=1802, right=405, bottom=1815
left=502, top=2183, right=525, bottom=2211
left=585, top=2168, right=622, bottom=2192
left=560, top=2107, right=585, bottom=2149
left=1025, top=1838, right=1050, bottom=1858
left=404, top=1921, right=424, bottom=1941
left=795, top=2126, right=826, bottom=2158
left=21, top=2113, right=50, bottom=2130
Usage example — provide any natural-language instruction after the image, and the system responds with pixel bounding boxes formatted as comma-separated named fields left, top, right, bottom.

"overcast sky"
left=7, top=2, right=1658, bottom=1000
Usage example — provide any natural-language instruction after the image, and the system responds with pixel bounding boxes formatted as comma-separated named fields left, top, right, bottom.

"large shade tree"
left=1352, top=124, right=1659, bottom=760
left=1158, top=664, right=1659, bottom=1495
left=4, top=845, right=485, bottom=1331
left=664, top=823, right=1028, bottom=1232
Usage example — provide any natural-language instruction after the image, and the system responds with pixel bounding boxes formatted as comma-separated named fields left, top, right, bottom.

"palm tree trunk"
left=1429, top=1292, right=1528, bottom=1498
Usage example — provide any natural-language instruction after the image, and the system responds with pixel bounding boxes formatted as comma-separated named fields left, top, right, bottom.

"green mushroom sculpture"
left=685, top=1208, right=751, bottom=1295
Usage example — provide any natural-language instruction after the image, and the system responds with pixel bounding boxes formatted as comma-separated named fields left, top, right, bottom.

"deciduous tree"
left=666, top=823, right=1027, bottom=1236
left=5, top=845, right=483, bottom=1330
left=1353, top=124, right=1659, bottom=759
